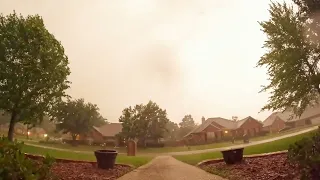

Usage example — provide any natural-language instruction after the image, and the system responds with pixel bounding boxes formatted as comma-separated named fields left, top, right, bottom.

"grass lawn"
left=173, top=130, right=316, bottom=165
left=22, top=125, right=317, bottom=155
left=24, top=140, right=241, bottom=154
left=22, top=145, right=153, bottom=167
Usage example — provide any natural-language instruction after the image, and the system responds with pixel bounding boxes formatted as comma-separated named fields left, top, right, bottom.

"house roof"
left=93, top=123, right=122, bottom=137
left=184, top=116, right=260, bottom=137
left=262, top=112, right=281, bottom=127
left=266, top=104, right=320, bottom=124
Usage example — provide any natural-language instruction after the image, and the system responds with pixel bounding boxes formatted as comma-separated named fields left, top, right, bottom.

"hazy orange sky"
left=1, top=0, right=291, bottom=124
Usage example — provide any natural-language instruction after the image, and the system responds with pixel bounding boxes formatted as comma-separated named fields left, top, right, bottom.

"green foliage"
left=0, top=12, right=70, bottom=140
left=288, top=127, right=320, bottom=180
left=119, top=101, right=169, bottom=143
left=53, top=98, right=104, bottom=140
left=258, top=1, right=320, bottom=116
left=0, top=136, right=56, bottom=180
left=163, top=121, right=180, bottom=141
left=178, top=115, right=196, bottom=138
left=0, top=111, right=9, bottom=125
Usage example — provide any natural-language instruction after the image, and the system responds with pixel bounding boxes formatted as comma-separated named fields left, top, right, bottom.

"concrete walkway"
left=117, top=156, right=225, bottom=180
left=165, top=126, right=318, bottom=156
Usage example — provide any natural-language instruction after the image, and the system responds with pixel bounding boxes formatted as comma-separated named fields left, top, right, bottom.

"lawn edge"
left=196, top=150, right=288, bottom=167
left=24, top=153, right=135, bottom=168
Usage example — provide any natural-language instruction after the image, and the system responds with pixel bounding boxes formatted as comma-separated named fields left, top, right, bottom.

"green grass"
left=173, top=130, right=316, bottom=165
left=20, top=125, right=317, bottom=155
left=23, top=140, right=240, bottom=154
left=5, top=125, right=315, bottom=156
left=22, top=145, right=152, bottom=167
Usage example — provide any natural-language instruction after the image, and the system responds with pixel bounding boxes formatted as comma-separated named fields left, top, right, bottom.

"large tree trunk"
left=7, top=112, right=17, bottom=141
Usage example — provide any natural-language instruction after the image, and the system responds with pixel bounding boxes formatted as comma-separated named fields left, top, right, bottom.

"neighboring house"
left=79, top=123, right=123, bottom=146
left=282, top=105, right=320, bottom=127
left=262, top=112, right=286, bottom=133
left=184, top=116, right=263, bottom=144
left=264, top=104, right=320, bottom=130
left=30, top=127, right=47, bottom=138
left=0, top=123, right=46, bottom=137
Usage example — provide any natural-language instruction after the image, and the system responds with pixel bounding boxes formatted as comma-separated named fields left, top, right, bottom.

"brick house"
left=284, top=105, right=320, bottom=127
left=78, top=123, right=123, bottom=146
left=184, top=116, right=263, bottom=144
left=262, top=112, right=286, bottom=133
left=263, top=104, right=320, bottom=130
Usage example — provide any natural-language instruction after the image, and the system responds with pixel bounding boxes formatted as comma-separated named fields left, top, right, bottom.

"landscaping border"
left=196, top=150, right=288, bottom=167
left=24, top=153, right=135, bottom=168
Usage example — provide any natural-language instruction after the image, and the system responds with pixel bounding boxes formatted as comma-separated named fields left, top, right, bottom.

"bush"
left=39, top=140, right=61, bottom=145
left=288, top=127, right=320, bottom=180
left=145, top=142, right=164, bottom=148
left=0, top=136, right=56, bottom=180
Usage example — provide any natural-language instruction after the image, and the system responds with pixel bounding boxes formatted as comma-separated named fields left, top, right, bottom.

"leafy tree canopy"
left=0, top=12, right=70, bottom=140
left=178, top=114, right=196, bottom=137
left=53, top=98, right=103, bottom=141
left=258, top=1, right=320, bottom=117
left=163, top=121, right=179, bottom=141
left=119, top=100, right=169, bottom=143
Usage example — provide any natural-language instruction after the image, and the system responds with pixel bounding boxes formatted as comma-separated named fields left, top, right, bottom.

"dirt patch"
left=51, top=162, right=132, bottom=180
left=199, top=154, right=300, bottom=180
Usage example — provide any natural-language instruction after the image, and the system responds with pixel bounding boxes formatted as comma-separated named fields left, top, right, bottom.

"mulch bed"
left=199, top=154, right=301, bottom=180
left=25, top=154, right=133, bottom=180
left=51, top=162, right=132, bottom=180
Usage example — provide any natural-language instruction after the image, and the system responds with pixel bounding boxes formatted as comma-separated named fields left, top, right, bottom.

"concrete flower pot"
left=221, top=148, right=244, bottom=164
left=94, top=150, right=118, bottom=169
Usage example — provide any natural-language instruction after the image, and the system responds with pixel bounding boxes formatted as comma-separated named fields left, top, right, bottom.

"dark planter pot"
left=221, top=148, right=244, bottom=164
left=94, top=150, right=118, bottom=169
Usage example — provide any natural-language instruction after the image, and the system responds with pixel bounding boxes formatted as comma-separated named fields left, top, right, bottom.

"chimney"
left=232, top=116, right=238, bottom=122
left=202, top=116, right=205, bottom=124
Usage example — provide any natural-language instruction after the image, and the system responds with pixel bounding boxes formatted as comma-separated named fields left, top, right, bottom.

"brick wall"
left=267, top=117, right=286, bottom=133
left=237, top=117, right=263, bottom=137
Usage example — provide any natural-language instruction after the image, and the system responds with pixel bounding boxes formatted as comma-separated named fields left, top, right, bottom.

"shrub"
left=39, top=140, right=61, bottom=145
left=0, top=136, right=56, bottom=180
left=288, top=127, right=320, bottom=180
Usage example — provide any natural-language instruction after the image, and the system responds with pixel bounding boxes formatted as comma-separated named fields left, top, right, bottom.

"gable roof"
left=267, top=104, right=320, bottom=124
left=93, top=123, right=122, bottom=137
left=262, top=112, right=281, bottom=127
left=236, top=116, right=262, bottom=128
left=184, top=116, right=260, bottom=137
left=209, top=117, right=236, bottom=129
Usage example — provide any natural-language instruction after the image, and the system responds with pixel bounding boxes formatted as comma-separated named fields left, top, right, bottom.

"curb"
left=24, top=153, right=135, bottom=169
left=196, top=150, right=288, bottom=167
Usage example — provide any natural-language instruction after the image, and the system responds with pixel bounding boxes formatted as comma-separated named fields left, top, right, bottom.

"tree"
left=119, top=101, right=169, bottom=146
left=0, top=12, right=70, bottom=141
left=0, top=111, right=9, bottom=125
left=257, top=2, right=320, bottom=117
left=178, top=115, right=196, bottom=138
left=53, top=98, right=103, bottom=142
left=163, top=121, right=179, bottom=141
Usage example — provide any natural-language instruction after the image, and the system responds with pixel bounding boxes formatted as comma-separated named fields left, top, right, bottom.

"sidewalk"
left=117, top=156, right=225, bottom=180
left=165, top=126, right=318, bottom=155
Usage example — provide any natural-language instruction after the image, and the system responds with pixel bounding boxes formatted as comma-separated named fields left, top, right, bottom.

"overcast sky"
left=1, top=0, right=290, bottom=124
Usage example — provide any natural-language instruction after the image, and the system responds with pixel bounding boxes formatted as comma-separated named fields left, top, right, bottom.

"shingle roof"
left=93, top=123, right=122, bottom=137
left=262, top=112, right=281, bottom=127
left=210, top=117, right=236, bottom=129
left=269, top=104, right=320, bottom=123
left=184, top=116, right=260, bottom=137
